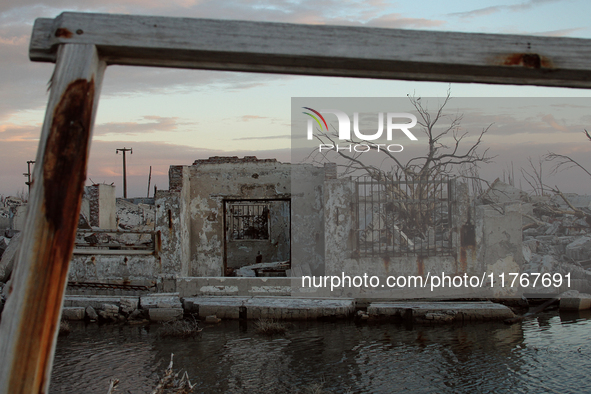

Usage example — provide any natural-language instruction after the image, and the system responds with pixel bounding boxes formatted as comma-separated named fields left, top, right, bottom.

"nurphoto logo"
left=302, top=107, right=418, bottom=153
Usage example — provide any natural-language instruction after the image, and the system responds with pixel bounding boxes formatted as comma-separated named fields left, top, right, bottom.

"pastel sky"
left=1, top=0, right=591, bottom=197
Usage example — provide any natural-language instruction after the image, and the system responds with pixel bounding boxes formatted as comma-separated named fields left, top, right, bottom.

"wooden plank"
left=0, top=44, right=105, bottom=394
left=30, top=12, right=591, bottom=88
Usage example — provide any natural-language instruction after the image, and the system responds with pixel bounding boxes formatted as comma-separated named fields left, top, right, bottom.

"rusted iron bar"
left=0, top=44, right=105, bottom=394
left=67, top=281, right=154, bottom=291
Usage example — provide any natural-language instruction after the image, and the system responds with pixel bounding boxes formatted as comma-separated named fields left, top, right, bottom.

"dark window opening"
left=228, top=203, right=270, bottom=240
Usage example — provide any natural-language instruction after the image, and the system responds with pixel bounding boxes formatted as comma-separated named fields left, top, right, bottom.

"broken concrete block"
left=482, top=179, right=529, bottom=204
left=205, top=315, right=221, bottom=324
left=566, top=237, right=591, bottom=262
left=522, top=244, right=532, bottom=263
left=86, top=306, right=98, bottom=320
left=0, top=237, right=9, bottom=259
left=523, top=239, right=538, bottom=254
left=551, top=193, right=591, bottom=210
left=78, top=212, right=92, bottom=229
left=62, top=307, right=85, bottom=321
left=560, top=290, right=591, bottom=310
left=129, top=309, right=143, bottom=320
left=102, top=303, right=119, bottom=313
left=120, top=297, right=138, bottom=314
left=140, top=293, right=182, bottom=309
left=98, top=310, right=112, bottom=321
left=148, top=308, right=183, bottom=322
left=0, top=231, right=21, bottom=282
left=545, top=221, right=561, bottom=235
left=99, top=303, right=119, bottom=321
left=4, top=229, right=17, bottom=238
left=63, top=295, right=122, bottom=309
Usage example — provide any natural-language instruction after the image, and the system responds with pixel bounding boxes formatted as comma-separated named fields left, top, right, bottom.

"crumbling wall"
left=85, top=184, right=116, bottom=229
left=188, top=158, right=294, bottom=276
left=69, top=254, right=159, bottom=286
left=116, top=199, right=156, bottom=230
left=290, top=163, right=326, bottom=276
left=0, top=196, right=24, bottom=230
left=319, top=178, right=482, bottom=298
left=153, top=157, right=325, bottom=277
left=12, top=205, right=27, bottom=231
left=155, top=164, right=191, bottom=280
left=475, top=203, right=523, bottom=297
left=479, top=180, right=591, bottom=295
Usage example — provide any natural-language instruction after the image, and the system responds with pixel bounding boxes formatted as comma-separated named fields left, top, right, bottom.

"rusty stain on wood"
left=44, top=78, right=94, bottom=228
left=10, top=77, right=95, bottom=392
left=54, top=28, right=73, bottom=38
left=500, top=53, right=553, bottom=69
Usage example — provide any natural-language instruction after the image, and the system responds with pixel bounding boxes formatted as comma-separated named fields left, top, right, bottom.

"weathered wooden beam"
left=0, top=44, right=105, bottom=394
left=30, top=12, right=591, bottom=88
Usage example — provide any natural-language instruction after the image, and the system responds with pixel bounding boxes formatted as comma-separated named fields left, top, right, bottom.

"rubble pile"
left=0, top=196, right=24, bottom=232
left=61, top=293, right=183, bottom=323
left=116, top=198, right=155, bottom=230
left=482, top=179, right=591, bottom=293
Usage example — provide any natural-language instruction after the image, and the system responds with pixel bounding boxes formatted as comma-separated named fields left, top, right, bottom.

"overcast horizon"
left=1, top=0, right=591, bottom=198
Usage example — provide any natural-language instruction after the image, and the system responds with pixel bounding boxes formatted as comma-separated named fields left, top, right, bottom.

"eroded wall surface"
left=154, top=157, right=327, bottom=277
left=187, top=158, right=292, bottom=276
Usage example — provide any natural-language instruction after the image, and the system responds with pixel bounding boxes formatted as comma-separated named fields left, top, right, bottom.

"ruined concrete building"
left=2, top=156, right=590, bottom=299
left=59, top=155, right=530, bottom=299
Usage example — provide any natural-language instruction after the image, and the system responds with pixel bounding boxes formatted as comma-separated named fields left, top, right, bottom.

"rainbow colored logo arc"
left=302, top=107, right=328, bottom=131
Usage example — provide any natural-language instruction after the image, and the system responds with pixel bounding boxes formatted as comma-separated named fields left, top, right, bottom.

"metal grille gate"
left=354, top=176, right=454, bottom=257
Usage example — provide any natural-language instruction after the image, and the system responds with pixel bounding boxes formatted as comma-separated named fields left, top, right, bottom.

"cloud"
left=240, top=115, right=268, bottom=122
left=0, top=135, right=293, bottom=196
left=531, top=27, right=587, bottom=37
left=364, top=13, right=445, bottom=29
left=233, top=134, right=290, bottom=141
left=0, top=123, right=42, bottom=142
left=541, top=114, right=569, bottom=132
left=0, top=0, right=447, bottom=122
left=449, top=0, right=563, bottom=18
left=448, top=5, right=503, bottom=18
left=94, top=116, right=194, bottom=136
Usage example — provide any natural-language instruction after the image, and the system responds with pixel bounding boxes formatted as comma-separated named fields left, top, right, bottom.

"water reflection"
left=50, top=312, right=591, bottom=393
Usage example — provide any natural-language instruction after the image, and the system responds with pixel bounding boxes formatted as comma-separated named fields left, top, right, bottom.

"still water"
left=50, top=311, right=591, bottom=393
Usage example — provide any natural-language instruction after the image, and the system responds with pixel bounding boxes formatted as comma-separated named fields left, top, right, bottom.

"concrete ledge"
left=368, top=301, right=515, bottom=322
left=560, top=291, right=591, bottom=310
left=178, top=277, right=292, bottom=297
left=184, top=296, right=355, bottom=320
left=140, top=293, right=182, bottom=309
left=63, top=295, right=125, bottom=309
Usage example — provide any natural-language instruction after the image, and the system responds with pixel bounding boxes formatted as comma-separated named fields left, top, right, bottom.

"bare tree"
left=311, top=89, right=493, bottom=181
left=521, top=156, right=546, bottom=196
left=545, top=129, right=591, bottom=180
left=310, top=89, right=494, bottom=247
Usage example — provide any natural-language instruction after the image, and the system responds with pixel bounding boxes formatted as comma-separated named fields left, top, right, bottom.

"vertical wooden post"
left=0, top=44, right=105, bottom=394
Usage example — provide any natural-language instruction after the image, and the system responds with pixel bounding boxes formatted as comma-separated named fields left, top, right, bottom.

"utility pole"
left=116, top=147, right=132, bottom=198
left=23, top=160, right=35, bottom=197
left=147, top=166, right=152, bottom=198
